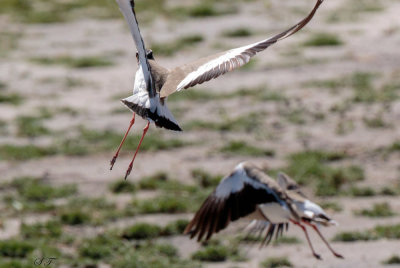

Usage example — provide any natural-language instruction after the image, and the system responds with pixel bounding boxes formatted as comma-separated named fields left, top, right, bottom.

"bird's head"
left=135, top=49, right=154, bottom=63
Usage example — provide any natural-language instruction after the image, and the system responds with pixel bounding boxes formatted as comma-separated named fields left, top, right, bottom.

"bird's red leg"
left=125, top=121, right=150, bottom=180
left=304, top=221, right=344, bottom=259
left=290, top=219, right=321, bottom=260
left=110, top=113, right=136, bottom=170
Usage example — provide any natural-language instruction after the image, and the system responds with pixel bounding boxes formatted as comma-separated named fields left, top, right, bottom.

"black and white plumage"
left=184, top=162, right=343, bottom=260
left=111, top=0, right=323, bottom=177
left=116, top=0, right=323, bottom=128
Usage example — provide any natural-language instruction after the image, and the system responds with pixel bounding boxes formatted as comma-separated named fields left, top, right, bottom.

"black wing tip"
left=121, top=99, right=182, bottom=131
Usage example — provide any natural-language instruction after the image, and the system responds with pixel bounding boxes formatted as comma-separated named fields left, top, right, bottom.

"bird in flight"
left=112, top=0, right=324, bottom=179
left=184, top=162, right=343, bottom=260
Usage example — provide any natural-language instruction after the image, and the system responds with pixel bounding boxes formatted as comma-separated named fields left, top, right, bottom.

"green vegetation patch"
left=0, top=31, right=22, bottom=57
left=152, top=34, right=204, bottom=56
left=192, top=244, right=228, bottom=262
left=121, top=223, right=162, bottom=240
left=58, top=197, right=118, bottom=225
left=191, top=169, right=222, bottom=188
left=261, top=256, right=293, bottom=268
left=363, top=113, right=391, bottom=129
left=162, top=219, right=190, bottom=236
left=2, top=177, right=76, bottom=213
left=303, top=33, right=343, bottom=47
left=355, top=203, right=395, bottom=217
left=0, top=92, right=23, bottom=105
left=168, top=86, right=285, bottom=103
left=239, top=234, right=300, bottom=246
left=121, top=220, right=189, bottom=240
left=328, top=0, right=384, bottom=23
left=186, top=3, right=237, bottom=17
left=31, top=55, right=113, bottom=68
left=16, top=115, right=50, bottom=138
left=109, top=179, right=136, bottom=194
left=0, top=239, right=34, bottom=258
left=320, top=201, right=343, bottom=212
left=0, top=260, right=35, bottom=268
left=0, top=0, right=120, bottom=23
left=184, top=112, right=265, bottom=133
left=109, top=242, right=195, bottom=268
left=11, top=176, right=77, bottom=202
left=192, top=239, right=245, bottom=262
left=79, top=234, right=122, bottom=260
left=76, top=127, right=188, bottom=153
left=382, top=255, right=400, bottom=265
left=222, top=28, right=253, bottom=38
left=333, top=224, right=400, bottom=242
left=21, top=220, right=62, bottom=239
left=133, top=194, right=191, bottom=214
left=304, top=72, right=397, bottom=103
left=284, top=150, right=365, bottom=196
left=134, top=173, right=211, bottom=214
left=219, top=140, right=275, bottom=157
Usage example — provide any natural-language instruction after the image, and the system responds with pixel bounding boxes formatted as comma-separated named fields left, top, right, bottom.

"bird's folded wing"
left=184, top=163, right=285, bottom=242
left=160, top=0, right=323, bottom=98
left=116, top=0, right=153, bottom=95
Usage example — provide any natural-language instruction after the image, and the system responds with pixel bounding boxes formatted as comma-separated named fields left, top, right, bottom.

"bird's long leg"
left=304, top=221, right=344, bottom=259
left=290, top=219, right=321, bottom=260
left=110, top=113, right=136, bottom=170
left=124, top=121, right=150, bottom=179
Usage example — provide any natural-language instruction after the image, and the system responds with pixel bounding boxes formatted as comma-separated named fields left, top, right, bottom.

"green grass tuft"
left=0, top=92, right=23, bottom=105
left=16, top=115, right=50, bottom=138
left=333, top=224, right=400, bottom=242
left=333, top=231, right=377, bottom=242
left=303, top=33, right=343, bottom=47
left=261, top=256, right=293, bottom=268
left=222, top=28, right=253, bottom=38
left=109, top=180, right=136, bottom=193
left=382, top=255, right=400, bottom=265
left=60, top=210, right=91, bottom=225
left=187, top=3, right=237, bottom=17
left=11, top=176, right=77, bottom=202
left=191, top=169, right=222, bottom=188
left=192, top=244, right=228, bottom=262
left=0, top=144, right=57, bottom=161
left=30, top=55, right=113, bottom=68
left=21, top=220, right=62, bottom=239
left=133, top=194, right=190, bottom=214
left=152, top=34, right=204, bottom=56
left=0, top=240, right=34, bottom=258
left=219, top=140, right=275, bottom=157
left=121, top=222, right=162, bottom=240
left=162, top=219, right=190, bottom=236
left=284, top=150, right=365, bottom=196
left=355, top=203, right=395, bottom=217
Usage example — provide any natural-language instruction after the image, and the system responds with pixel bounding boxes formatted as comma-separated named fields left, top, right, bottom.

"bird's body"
left=185, top=162, right=343, bottom=260
left=111, top=0, right=324, bottom=178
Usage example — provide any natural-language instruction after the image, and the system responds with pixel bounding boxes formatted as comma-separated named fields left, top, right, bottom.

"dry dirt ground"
left=0, top=0, right=400, bottom=267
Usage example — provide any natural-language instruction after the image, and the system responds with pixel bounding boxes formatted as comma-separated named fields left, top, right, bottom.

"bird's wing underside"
left=184, top=162, right=287, bottom=241
left=160, top=0, right=323, bottom=98
left=116, top=0, right=154, bottom=96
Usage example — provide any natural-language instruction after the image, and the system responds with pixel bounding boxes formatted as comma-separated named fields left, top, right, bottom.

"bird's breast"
left=133, top=66, right=147, bottom=95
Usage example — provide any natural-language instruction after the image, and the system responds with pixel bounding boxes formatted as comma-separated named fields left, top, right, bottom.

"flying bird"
left=184, top=162, right=343, bottom=260
left=112, top=0, right=324, bottom=179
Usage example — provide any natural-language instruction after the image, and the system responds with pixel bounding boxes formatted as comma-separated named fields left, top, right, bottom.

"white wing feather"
left=115, top=0, right=153, bottom=93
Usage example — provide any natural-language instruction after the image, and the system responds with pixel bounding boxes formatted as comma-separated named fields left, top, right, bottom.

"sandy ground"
left=1, top=0, right=400, bottom=267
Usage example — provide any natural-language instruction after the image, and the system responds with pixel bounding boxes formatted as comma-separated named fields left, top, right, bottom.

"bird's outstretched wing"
left=116, top=0, right=154, bottom=96
left=244, top=220, right=289, bottom=247
left=160, top=0, right=323, bottom=98
left=184, top=162, right=286, bottom=242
